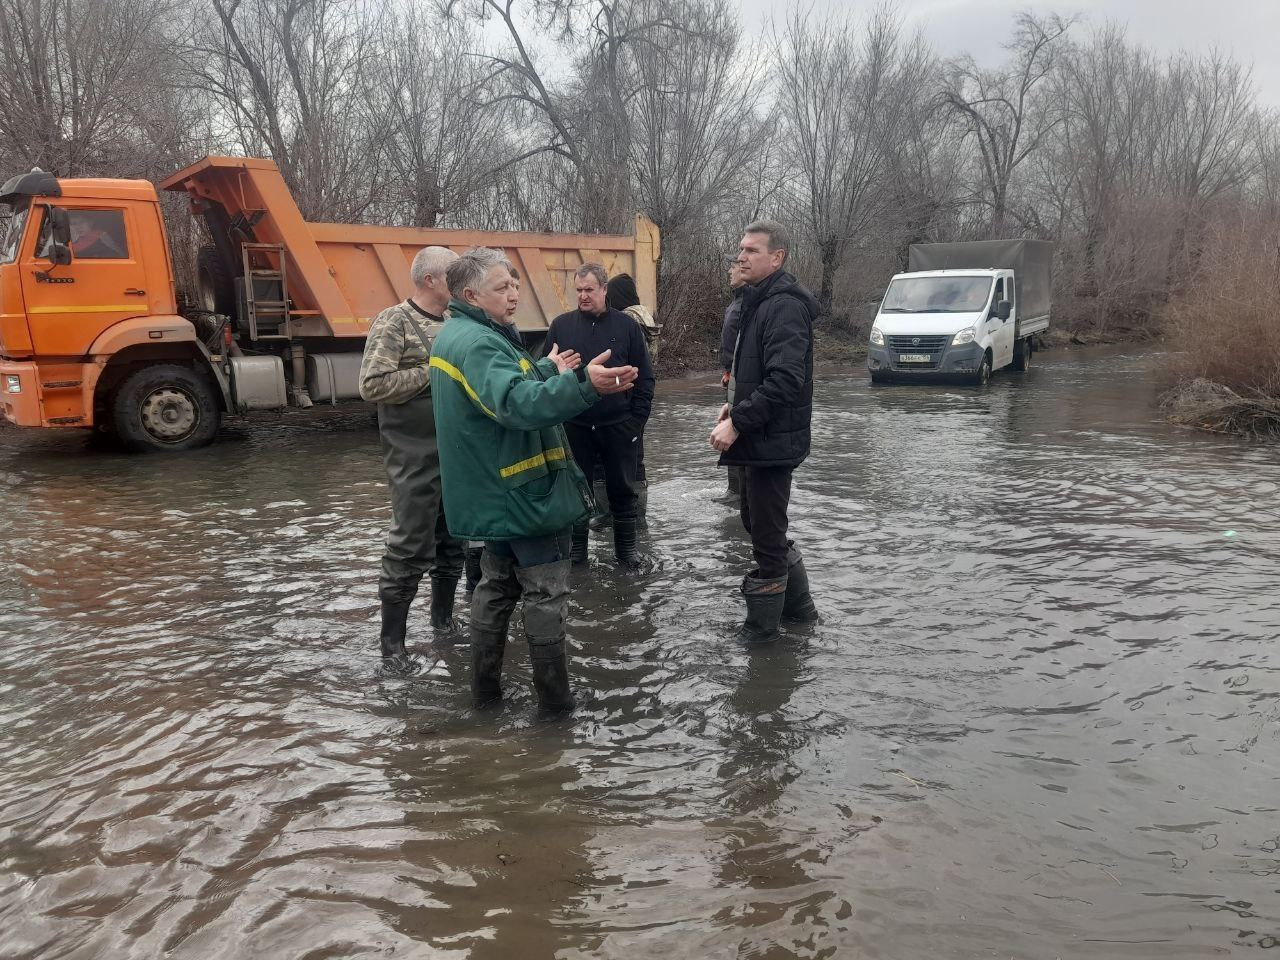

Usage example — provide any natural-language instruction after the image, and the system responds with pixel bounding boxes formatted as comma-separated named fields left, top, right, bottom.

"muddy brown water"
left=1, top=345, right=1278, bottom=959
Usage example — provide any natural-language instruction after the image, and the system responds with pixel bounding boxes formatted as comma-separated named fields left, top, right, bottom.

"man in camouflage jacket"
left=359, top=245, right=463, bottom=675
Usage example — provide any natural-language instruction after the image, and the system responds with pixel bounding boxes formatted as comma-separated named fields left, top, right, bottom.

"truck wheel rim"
left=141, top=386, right=198, bottom=442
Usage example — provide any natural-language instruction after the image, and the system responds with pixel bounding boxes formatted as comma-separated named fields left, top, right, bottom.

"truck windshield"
left=882, top=275, right=993, bottom=313
left=0, top=202, right=29, bottom=264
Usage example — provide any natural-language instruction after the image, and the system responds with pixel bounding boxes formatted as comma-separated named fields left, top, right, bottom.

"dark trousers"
left=378, top=395, right=465, bottom=604
left=472, top=531, right=572, bottom=645
left=565, top=420, right=640, bottom=524
left=739, top=465, right=794, bottom=579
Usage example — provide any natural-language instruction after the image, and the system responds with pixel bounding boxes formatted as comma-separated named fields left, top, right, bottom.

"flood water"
left=1, top=345, right=1278, bottom=959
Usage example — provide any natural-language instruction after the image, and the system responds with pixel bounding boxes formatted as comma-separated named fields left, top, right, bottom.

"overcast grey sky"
left=737, top=0, right=1280, bottom=106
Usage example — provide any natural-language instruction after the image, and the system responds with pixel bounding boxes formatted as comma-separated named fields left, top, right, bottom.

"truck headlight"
left=4, top=375, right=20, bottom=394
left=952, top=327, right=976, bottom=345
left=869, top=327, right=884, bottom=346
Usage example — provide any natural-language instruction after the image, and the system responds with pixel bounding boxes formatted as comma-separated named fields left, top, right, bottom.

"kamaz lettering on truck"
left=0, top=156, right=660, bottom=452
left=867, top=239, right=1053, bottom=385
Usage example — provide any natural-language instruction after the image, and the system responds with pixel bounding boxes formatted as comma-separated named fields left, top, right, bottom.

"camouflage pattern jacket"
left=358, top=300, right=446, bottom=404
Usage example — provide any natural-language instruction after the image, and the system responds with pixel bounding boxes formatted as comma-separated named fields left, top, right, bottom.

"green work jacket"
left=430, top=299, right=598, bottom=541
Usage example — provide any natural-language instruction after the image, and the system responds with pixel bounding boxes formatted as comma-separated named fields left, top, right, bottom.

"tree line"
left=0, top=0, right=1275, bottom=366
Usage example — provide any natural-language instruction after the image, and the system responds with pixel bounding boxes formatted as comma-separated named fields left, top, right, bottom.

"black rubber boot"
left=781, top=544, right=819, bottom=623
left=379, top=598, right=423, bottom=675
left=613, top=517, right=640, bottom=568
left=471, top=627, right=506, bottom=708
left=530, top=642, right=576, bottom=720
left=738, top=572, right=788, bottom=644
left=464, top=547, right=483, bottom=596
left=588, top=476, right=612, bottom=530
left=570, top=522, right=590, bottom=565
left=430, top=575, right=462, bottom=633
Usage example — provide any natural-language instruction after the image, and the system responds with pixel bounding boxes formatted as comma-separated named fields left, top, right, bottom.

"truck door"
left=20, top=204, right=150, bottom=358
left=989, top=274, right=1015, bottom=370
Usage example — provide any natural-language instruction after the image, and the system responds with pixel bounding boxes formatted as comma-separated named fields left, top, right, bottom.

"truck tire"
left=972, top=352, right=992, bottom=386
left=112, top=364, right=221, bottom=453
left=1010, top=338, right=1031, bottom=371
left=196, top=244, right=237, bottom=317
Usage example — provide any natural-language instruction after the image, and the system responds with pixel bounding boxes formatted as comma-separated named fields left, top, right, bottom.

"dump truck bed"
left=162, top=157, right=660, bottom=339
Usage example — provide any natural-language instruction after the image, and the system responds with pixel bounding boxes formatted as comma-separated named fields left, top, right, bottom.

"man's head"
left=447, top=247, right=515, bottom=321
left=574, top=262, right=609, bottom=315
left=410, top=245, right=458, bottom=315
left=736, top=220, right=790, bottom=285
left=727, top=259, right=746, bottom=291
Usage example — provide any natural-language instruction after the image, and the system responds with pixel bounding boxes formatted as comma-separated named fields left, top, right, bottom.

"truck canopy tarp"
left=908, top=239, right=1053, bottom=320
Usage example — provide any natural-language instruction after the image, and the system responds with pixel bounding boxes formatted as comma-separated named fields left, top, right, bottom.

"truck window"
left=882, top=275, right=994, bottom=313
left=0, top=204, right=29, bottom=264
left=38, top=207, right=129, bottom=260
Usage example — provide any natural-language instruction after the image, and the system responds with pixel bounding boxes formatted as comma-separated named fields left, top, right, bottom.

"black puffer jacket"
left=720, top=269, right=816, bottom=469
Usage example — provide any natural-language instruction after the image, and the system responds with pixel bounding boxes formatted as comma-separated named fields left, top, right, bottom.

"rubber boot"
left=464, top=547, right=483, bottom=597
left=720, top=466, right=742, bottom=504
left=588, top=476, right=612, bottom=530
left=530, top=642, right=575, bottom=719
left=570, top=522, right=590, bottom=565
left=781, top=543, right=819, bottom=623
left=738, top=572, right=788, bottom=644
left=430, top=574, right=462, bottom=633
left=613, top=517, right=640, bottom=568
left=515, top=556, right=575, bottom=719
left=471, top=627, right=506, bottom=708
left=379, top=598, right=423, bottom=675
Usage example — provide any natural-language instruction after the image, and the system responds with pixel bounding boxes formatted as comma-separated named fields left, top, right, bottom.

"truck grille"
left=887, top=335, right=949, bottom=352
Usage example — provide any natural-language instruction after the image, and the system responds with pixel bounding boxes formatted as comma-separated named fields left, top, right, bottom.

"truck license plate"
left=897, top=353, right=932, bottom=363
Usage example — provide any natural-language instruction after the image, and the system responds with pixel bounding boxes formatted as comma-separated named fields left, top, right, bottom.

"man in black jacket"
left=545, top=262, right=656, bottom=566
left=710, top=220, right=819, bottom=641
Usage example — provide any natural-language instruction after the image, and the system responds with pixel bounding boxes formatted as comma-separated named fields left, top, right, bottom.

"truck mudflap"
left=867, top=342, right=984, bottom=381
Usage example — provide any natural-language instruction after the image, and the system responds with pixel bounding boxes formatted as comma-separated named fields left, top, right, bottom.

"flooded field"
left=1, top=345, right=1278, bottom=959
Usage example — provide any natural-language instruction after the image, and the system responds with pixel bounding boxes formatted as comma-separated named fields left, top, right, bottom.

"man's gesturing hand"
left=587, top=350, right=638, bottom=394
left=547, top=343, right=581, bottom=374
left=709, top=406, right=738, bottom=452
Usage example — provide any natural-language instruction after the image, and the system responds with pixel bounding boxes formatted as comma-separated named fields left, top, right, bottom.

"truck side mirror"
left=996, top=300, right=1011, bottom=321
left=40, top=205, right=73, bottom=265
left=50, top=207, right=71, bottom=244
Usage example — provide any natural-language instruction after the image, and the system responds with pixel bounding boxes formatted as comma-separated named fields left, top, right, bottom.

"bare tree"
left=189, top=0, right=384, bottom=221
left=364, top=5, right=517, bottom=227
left=0, top=0, right=193, bottom=177
left=776, top=6, right=930, bottom=320
left=942, top=12, right=1073, bottom=236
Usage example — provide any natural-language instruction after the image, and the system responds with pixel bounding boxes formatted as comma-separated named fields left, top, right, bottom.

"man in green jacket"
left=431, top=247, right=639, bottom=718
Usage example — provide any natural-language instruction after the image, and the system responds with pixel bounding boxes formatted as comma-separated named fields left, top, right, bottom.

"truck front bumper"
left=0, top=360, right=42, bottom=426
left=866, top=342, right=984, bottom=381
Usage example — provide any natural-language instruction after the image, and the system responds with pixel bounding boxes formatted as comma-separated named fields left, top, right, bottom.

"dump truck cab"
left=0, top=169, right=220, bottom=445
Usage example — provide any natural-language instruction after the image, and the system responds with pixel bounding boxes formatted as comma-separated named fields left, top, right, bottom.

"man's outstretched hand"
left=547, top=343, right=582, bottom=374
left=587, top=350, right=638, bottom=395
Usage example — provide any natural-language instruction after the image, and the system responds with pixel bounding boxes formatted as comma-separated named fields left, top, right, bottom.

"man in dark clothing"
left=710, top=220, right=819, bottom=641
left=545, top=263, right=656, bottom=567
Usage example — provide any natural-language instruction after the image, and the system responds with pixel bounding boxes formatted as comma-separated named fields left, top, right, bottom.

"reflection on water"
left=2, top=346, right=1278, bottom=958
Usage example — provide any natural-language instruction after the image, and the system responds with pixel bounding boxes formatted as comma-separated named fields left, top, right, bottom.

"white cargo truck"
left=867, top=239, right=1053, bottom=385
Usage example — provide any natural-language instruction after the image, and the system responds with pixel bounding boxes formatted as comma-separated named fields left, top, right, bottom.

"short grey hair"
left=410, top=245, right=457, bottom=289
left=744, top=219, right=791, bottom=262
left=574, top=262, right=608, bottom=287
left=446, top=246, right=512, bottom=299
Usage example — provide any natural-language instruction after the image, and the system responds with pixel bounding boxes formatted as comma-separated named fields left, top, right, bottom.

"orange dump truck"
left=0, top=156, right=660, bottom=451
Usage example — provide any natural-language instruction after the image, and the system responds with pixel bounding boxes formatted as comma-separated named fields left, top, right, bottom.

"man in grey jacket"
left=359, top=245, right=463, bottom=675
